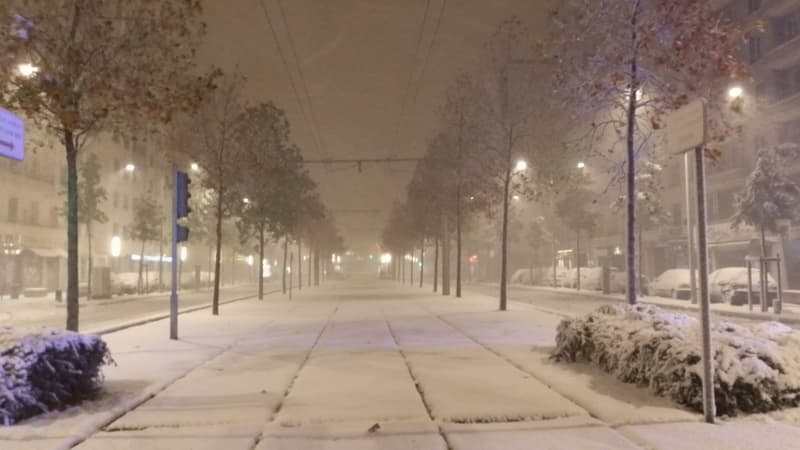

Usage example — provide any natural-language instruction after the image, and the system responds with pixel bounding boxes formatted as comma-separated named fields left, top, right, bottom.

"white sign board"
left=664, top=99, right=706, bottom=155
left=0, top=107, right=24, bottom=161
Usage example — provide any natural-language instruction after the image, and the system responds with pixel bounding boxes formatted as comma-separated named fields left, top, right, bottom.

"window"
left=7, top=198, right=18, bottom=223
left=775, top=11, right=800, bottom=45
left=748, top=0, right=761, bottom=14
left=30, top=201, right=39, bottom=226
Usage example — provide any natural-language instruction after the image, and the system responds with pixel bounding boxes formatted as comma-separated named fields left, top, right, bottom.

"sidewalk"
left=3, top=280, right=800, bottom=449
left=502, top=282, right=800, bottom=324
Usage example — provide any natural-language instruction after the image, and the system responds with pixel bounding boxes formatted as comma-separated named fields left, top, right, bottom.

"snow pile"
left=0, top=327, right=113, bottom=425
left=551, top=304, right=800, bottom=416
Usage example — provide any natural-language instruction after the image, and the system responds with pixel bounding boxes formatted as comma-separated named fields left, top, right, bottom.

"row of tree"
left=0, top=1, right=342, bottom=330
left=384, top=0, right=760, bottom=308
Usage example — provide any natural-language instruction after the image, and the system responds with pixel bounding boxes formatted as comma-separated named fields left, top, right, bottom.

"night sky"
left=200, top=0, right=551, bottom=252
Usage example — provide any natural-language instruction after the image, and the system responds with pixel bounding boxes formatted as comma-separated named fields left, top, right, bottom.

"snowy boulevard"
left=3, top=277, right=800, bottom=449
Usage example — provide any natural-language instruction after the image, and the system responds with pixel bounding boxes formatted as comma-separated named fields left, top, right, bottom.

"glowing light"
left=124, top=163, right=135, bottom=172
left=243, top=197, right=250, bottom=204
left=246, top=255, right=254, bottom=266
left=380, top=253, right=392, bottom=264
left=728, top=86, right=743, bottom=100
left=180, top=246, right=188, bottom=262
left=17, top=63, right=38, bottom=78
left=190, top=162, right=200, bottom=172
left=513, top=195, right=520, bottom=201
left=110, top=236, right=122, bottom=258
left=514, top=160, right=528, bottom=172
left=577, top=161, right=586, bottom=169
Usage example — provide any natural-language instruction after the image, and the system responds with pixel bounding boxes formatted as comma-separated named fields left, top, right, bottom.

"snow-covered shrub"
left=0, top=327, right=113, bottom=425
left=551, top=304, right=800, bottom=416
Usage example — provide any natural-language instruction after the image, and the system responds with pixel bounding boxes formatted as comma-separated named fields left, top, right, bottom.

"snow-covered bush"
left=551, top=304, right=800, bottom=416
left=0, top=327, right=113, bottom=425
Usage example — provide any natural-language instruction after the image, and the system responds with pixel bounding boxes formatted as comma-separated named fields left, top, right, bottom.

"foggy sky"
left=199, top=0, right=551, bottom=252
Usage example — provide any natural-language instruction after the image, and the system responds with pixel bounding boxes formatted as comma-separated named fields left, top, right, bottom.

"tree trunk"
left=65, top=131, right=80, bottom=331
left=86, top=222, right=93, bottom=301
left=212, top=186, right=224, bottom=315
left=208, top=245, right=212, bottom=288
left=410, top=248, right=414, bottom=285
left=638, top=223, right=644, bottom=295
left=282, top=236, right=288, bottom=294
left=625, top=2, right=641, bottom=305
left=500, top=165, right=511, bottom=310
left=158, top=223, right=166, bottom=291
left=419, top=238, right=425, bottom=288
left=442, top=215, right=451, bottom=296
left=760, top=225, right=768, bottom=312
left=308, top=243, right=312, bottom=287
left=258, top=225, right=265, bottom=300
left=138, top=240, right=145, bottom=295
left=456, top=194, right=463, bottom=298
left=314, top=247, right=320, bottom=286
left=434, top=235, right=439, bottom=293
left=576, top=230, right=581, bottom=291
left=297, top=239, right=302, bottom=290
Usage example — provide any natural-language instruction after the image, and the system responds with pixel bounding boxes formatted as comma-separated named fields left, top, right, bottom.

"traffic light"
left=176, top=170, right=191, bottom=218
left=176, top=170, right=191, bottom=243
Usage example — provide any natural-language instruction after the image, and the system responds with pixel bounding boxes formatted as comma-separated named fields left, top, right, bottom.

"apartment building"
left=0, top=121, right=173, bottom=296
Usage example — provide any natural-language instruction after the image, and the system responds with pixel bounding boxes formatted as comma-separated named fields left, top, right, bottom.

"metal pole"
left=760, top=257, right=768, bottom=313
left=289, top=252, right=293, bottom=301
left=694, top=147, right=715, bottom=423
left=684, top=152, right=698, bottom=304
left=776, top=255, right=783, bottom=314
left=169, top=164, right=178, bottom=340
left=747, top=259, right=753, bottom=312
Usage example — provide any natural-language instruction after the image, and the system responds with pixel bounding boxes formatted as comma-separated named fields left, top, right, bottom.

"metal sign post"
left=665, top=99, right=715, bottom=423
left=170, top=164, right=179, bottom=340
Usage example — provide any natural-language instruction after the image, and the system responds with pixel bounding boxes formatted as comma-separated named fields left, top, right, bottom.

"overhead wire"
left=256, top=0, right=324, bottom=158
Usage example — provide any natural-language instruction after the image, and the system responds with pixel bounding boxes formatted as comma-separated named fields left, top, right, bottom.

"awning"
left=24, top=247, right=67, bottom=258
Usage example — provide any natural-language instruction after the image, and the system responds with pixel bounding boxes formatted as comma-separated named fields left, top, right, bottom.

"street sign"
left=665, top=99, right=706, bottom=155
left=0, top=107, right=24, bottom=161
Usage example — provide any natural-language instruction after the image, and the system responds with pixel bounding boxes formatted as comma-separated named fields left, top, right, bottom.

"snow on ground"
left=388, top=298, right=589, bottom=423
left=444, top=417, right=641, bottom=450
left=618, top=420, right=800, bottom=450
left=6, top=277, right=800, bottom=449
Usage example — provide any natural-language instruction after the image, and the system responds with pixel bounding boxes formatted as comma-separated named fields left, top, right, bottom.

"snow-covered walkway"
left=4, top=277, right=800, bottom=449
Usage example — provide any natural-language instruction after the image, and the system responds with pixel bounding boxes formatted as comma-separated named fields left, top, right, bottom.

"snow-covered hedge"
left=551, top=304, right=800, bottom=416
left=0, top=327, right=113, bottom=425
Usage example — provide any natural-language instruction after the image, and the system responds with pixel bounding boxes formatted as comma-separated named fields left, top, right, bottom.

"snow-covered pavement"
left=4, top=276, right=800, bottom=449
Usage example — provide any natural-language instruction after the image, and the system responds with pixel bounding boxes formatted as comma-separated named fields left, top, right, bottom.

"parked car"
left=708, top=267, right=777, bottom=306
left=649, top=269, right=697, bottom=300
left=609, top=270, right=650, bottom=295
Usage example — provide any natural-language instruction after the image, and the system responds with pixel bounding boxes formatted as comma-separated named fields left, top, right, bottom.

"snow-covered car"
left=609, top=270, right=650, bottom=295
left=708, top=267, right=777, bottom=306
left=649, top=269, right=696, bottom=300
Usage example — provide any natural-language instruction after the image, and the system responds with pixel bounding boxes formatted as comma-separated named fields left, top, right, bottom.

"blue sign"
left=0, top=107, right=24, bottom=161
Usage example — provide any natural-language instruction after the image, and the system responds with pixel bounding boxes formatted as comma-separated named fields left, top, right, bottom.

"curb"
left=505, top=284, right=800, bottom=325
left=87, top=289, right=281, bottom=336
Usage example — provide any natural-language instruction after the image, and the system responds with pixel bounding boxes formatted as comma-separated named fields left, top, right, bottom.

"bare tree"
left=170, top=74, right=246, bottom=315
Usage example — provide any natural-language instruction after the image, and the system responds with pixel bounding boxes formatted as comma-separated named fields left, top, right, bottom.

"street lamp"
left=728, top=86, right=744, bottom=100
left=17, top=63, right=38, bottom=78
left=514, top=160, right=528, bottom=172
left=190, top=162, right=200, bottom=172
left=242, top=197, right=250, bottom=204
left=513, top=194, right=520, bottom=201
left=246, top=254, right=254, bottom=266
left=577, top=161, right=586, bottom=170
left=180, top=246, right=188, bottom=262
left=124, top=163, right=135, bottom=172
left=110, top=236, right=122, bottom=258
